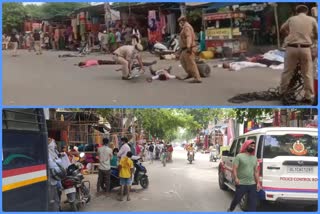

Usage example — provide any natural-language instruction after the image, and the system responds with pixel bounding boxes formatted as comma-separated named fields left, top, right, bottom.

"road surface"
left=61, top=147, right=313, bottom=212
left=3, top=50, right=283, bottom=106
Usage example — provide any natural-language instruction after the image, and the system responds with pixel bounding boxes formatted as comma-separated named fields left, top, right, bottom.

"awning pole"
left=273, top=3, right=281, bottom=48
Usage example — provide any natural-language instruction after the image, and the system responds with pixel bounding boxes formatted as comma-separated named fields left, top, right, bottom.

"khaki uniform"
left=113, top=45, right=139, bottom=77
left=280, top=13, right=318, bottom=99
left=179, top=22, right=201, bottom=81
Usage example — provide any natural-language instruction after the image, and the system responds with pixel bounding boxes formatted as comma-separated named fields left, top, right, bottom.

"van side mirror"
left=222, top=150, right=230, bottom=156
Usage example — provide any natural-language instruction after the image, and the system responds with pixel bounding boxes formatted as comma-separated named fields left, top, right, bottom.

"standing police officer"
left=280, top=4, right=318, bottom=104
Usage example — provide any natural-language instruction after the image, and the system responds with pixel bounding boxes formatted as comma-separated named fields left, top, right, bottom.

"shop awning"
left=204, top=3, right=237, bottom=12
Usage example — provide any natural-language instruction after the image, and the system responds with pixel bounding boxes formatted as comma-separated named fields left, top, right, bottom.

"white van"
left=219, top=127, right=318, bottom=210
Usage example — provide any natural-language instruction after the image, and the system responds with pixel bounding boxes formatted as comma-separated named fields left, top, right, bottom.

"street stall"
left=203, top=11, right=248, bottom=56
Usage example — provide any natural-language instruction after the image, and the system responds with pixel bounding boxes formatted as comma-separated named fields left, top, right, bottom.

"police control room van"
left=218, top=127, right=318, bottom=211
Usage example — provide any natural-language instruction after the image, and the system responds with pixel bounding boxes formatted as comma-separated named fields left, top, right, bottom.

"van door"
left=262, top=131, right=318, bottom=194
left=224, top=139, right=238, bottom=183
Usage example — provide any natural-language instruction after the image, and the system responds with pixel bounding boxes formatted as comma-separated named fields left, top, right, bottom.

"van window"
left=3, top=109, right=44, bottom=131
left=235, top=138, right=246, bottom=155
left=257, top=135, right=264, bottom=159
left=229, top=139, right=238, bottom=156
left=247, top=136, right=257, bottom=143
left=263, top=134, right=318, bottom=158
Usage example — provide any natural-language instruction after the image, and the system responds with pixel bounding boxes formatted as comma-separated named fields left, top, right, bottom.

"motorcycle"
left=110, top=156, right=149, bottom=190
left=188, top=151, right=194, bottom=164
left=150, top=34, right=180, bottom=55
left=61, top=153, right=91, bottom=211
left=209, top=149, right=219, bottom=162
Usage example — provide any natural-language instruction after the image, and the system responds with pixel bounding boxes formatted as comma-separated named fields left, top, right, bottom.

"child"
left=110, top=148, right=119, bottom=168
left=118, top=151, right=134, bottom=201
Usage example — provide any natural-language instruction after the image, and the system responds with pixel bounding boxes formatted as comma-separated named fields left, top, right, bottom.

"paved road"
left=3, top=50, right=283, bottom=106
left=61, top=148, right=313, bottom=212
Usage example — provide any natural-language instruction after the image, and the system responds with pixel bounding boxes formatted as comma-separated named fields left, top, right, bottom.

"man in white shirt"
left=97, top=138, right=113, bottom=194
left=118, top=137, right=131, bottom=158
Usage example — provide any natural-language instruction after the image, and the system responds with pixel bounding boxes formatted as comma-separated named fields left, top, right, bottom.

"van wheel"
left=218, top=171, right=228, bottom=190
left=239, top=193, right=249, bottom=211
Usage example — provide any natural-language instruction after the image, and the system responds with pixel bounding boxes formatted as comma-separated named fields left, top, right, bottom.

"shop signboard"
left=204, top=12, right=245, bottom=21
left=206, top=27, right=241, bottom=38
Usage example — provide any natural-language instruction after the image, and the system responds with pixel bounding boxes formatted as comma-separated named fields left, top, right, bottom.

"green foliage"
left=3, top=3, right=26, bottom=33
left=40, top=3, right=90, bottom=19
left=234, top=109, right=274, bottom=123
left=24, top=4, right=44, bottom=19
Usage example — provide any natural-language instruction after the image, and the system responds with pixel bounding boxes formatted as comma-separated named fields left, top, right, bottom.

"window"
left=257, top=135, right=264, bottom=159
left=235, top=138, right=246, bottom=155
left=3, top=109, right=44, bottom=131
left=229, top=139, right=238, bottom=156
left=263, top=134, right=318, bottom=158
left=3, top=132, right=47, bottom=170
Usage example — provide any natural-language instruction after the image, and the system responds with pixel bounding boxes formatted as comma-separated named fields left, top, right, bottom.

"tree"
left=40, top=3, right=90, bottom=19
left=24, top=4, right=44, bottom=19
left=3, top=3, right=27, bottom=33
left=234, top=109, right=274, bottom=123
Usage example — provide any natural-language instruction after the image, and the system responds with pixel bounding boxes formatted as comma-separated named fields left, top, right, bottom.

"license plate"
left=64, top=187, right=76, bottom=194
left=287, top=167, right=313, bottom=173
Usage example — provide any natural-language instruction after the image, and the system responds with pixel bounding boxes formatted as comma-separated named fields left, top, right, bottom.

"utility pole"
left=180, top=3, right=186, bottom=16
left=104, top=3, right=111, bottom=32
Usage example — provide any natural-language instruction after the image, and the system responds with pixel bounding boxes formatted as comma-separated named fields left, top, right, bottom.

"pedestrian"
left=98, top=30, right=104, bottom=51
left=10, top=30, right=19, bottom=57
left=279, top=4, right=318, bottom=104
left=108, top=29, right=116, bottom=52
left=97, top=138, right=113, bottom=194
left=132, top=25, right=141, bottom=45
left=199, top=27, right=206, bottom=52
left=124, top=25, right=132, bottom=45
left=118, top=137, right=131, bottom=158
left=148, top=142, right=154, bottom=163
left=177, top=16, right=202, bottom=83
left=112, top=44, right=145, bottom=80
left=44, top=33, right=50, bottom=50
left=18, top=32, right=24, bottom=49
left=118, top=151, right=134, bottom=201
left=101, top=30, right=109, bottom=53
left=227, top=140, right=261, bottom=212
left=33, top=30, right=42, bottom=55
left=116, top=28, right=122, bottom=48
left=28, top=32, right=36, bottom=52
left=110, top=148, right=119, bottom=168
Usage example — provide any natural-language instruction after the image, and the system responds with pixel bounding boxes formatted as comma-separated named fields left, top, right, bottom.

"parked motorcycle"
left=188, top=151, right=194, bottom=164
left=150, top=34, right=180, bottom=55
left=209, top=149, right=219, bottom=162
left=61, top=153, right=91, bottom=211
left=110, top=156, right=149, bottom=190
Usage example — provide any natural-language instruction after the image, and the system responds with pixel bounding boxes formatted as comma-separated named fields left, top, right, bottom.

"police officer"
left=178, top=16, right=202, bottom=83
left=280, top=4, right=318, bottom=104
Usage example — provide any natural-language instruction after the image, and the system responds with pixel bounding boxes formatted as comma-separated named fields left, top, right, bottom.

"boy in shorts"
left=119, top=151, right=134, bottom=201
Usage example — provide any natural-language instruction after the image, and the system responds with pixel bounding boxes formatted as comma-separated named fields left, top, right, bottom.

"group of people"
left=3, top=30, right=43, bottom=56
left=98, top=25, right=141, bottom=54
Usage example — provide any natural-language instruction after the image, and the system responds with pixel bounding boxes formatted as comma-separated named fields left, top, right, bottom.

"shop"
left=112, top=3, right=181, bottom=45
left=203, top=11, right=248, bottom=55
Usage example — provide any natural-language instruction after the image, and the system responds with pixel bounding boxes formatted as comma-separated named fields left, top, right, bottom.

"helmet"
left=50, top=161, right=66, bottom=181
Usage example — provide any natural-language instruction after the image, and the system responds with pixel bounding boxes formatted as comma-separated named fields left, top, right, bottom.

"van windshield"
left=263, top=134, right=318, bottom=158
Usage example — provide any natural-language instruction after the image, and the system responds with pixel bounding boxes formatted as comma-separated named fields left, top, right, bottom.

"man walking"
left=227, top=140, right=261, bottom=212
left=280, top=4, right=318, bottom=104
left=97, top=138, right=113, bottom=195
left=10, top=31, right=19, bottom=57
left=33, top=30, right=42, bottom=55
left=178, top=16, right=202, bottom=83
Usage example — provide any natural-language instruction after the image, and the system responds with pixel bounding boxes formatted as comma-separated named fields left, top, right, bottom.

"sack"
left=149, top=145, right=154, bottom=152
left=197, top=61, right=211, bottom=78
